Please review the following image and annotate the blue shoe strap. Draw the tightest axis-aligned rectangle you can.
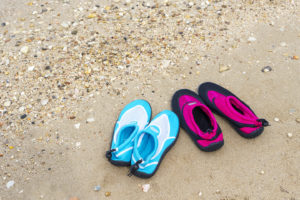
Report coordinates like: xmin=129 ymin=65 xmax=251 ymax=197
xmin=134 ymin=125 xmax=159 ymax=163
xmin=114 ymin=122 xmax=139 ymax=153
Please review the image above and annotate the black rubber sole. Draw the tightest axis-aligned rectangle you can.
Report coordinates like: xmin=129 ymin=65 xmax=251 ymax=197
xmin=130 ymin=128 xmax=180 ymax=179
xmin=198 ymin=82 xmax=265 ymax=139
xmin=195 ymin=139 xmax=224 ymax=152
xmin=110 ymin=160 xmax=131 ymax=166
xmin=231 ymin=124 xmax=264 ymax=139
xmin=171 ymin=89 xmax=224 ymax=152
xmin=106 ymin=100 xmax=152 ymax=167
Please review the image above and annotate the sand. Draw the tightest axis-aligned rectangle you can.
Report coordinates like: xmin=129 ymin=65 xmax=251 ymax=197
xmin=0 ymin=0 xmax=299 ymax=199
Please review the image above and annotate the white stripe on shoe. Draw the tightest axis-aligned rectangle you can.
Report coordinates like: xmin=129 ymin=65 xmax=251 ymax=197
xmin=115 ymin=147 xmax=133 ymax=157
xmin=139 ymin=162 xmax=158 ymax=169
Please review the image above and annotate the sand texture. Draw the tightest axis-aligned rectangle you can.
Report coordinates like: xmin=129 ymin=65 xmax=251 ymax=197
xmin=0 ymin=0 xmax=299 ymax=199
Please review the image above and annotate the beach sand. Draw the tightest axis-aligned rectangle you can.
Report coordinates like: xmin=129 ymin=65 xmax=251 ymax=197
xmin=0 ymin=0 xmax=299 ymax=199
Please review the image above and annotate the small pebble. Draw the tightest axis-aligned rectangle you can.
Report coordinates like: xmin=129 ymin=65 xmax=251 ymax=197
xmin=287 ymin=133 xmax=293 ymax=138
xmin=117 ymin=65 xmax=125 ymax=70
xmin=4 ymin=100 xmax=11 ymax=107
xmin=74 ymin=123 xmax=80 ymax=129
xmin=105 ymin=192 xmax=111 ymax=197
xmin=75 ymin=142 xmax=81 ymax=148
xmin=20 ymin=46 xmax=29 ymax=54
xmin=61 ymin=22 xmax=69 ymax=28
xmin=219 ymin=65 xmax=230 ymax=73
xmin=71 ymin=30 xmax=78 ymax=35
xmin=86 ymin=117 xmax=95 ymax=123
xmin=289 ymin=108 xmax=296 ymax=114
xmin=280 ymin=42 xmax=287 ymax=47
xmin=87 ymin=13 xmax=97 ymax=19
xmin=198 ymin=191 xmax=202 ymax=196
xmin=248 ymin=36 xmax=256 ymax=42
xmin=260 ymin=170 xmax=265 ymax=175
xmin=6 ymin=180 xmax=15 ymax=189
xmin=162 ymin=60 xmax=171 ymax=68
xmin=274 ymin=117 xmax=279 ymax=122
xmin=45 ymin=66 xmax=51 ymax=70
xmin=142 ymin=184 xmax=150 ymax=192
xmin=261 ymin=66 xmax=272 ymax=73
xmin=28 ymin=66 xmax=35 ymax=71
xmin=296 ymin=118 xmax=300 ymax=123
xmin=41 ymin=99 xmax=48 ymax=106
xmin=1 ymin=22 xmax=6 ymax=27
xmin=94 ymin=185 xmax=101 ymax=191
xmin=20 ymin=114 xmax=27 ymax=119
xmin=19 ymin=106 xmax=25 ymax=112
xmin=188 ymin=2 xmax=194 ymax=6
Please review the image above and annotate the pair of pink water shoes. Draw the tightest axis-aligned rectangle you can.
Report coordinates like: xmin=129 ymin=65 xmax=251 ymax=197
xmin=172 ymin=82 xmax=269 ymax=152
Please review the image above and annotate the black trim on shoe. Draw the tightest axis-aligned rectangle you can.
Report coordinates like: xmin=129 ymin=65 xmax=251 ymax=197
xmin=110 ymin=159 xmax=132 ymax=166
xmin=171 ymin=89 xmax=224 ymax=152
xmin=188 ymin=125 xmax=224 ymax=152
xmin=105 ymin=147 xmax=131 ymax=166
xmin=105 ymin=149 xmax=116 ymax=159
xmin=257 ymin=118 xmax=270 ymax=127
xmin=230 ymin=125 xmax=264 ymax=139
xmin=128 ymin=159 xmax=143 ymax=177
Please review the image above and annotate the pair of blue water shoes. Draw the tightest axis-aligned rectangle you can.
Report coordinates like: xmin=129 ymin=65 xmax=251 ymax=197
xmin=105 ymin=100 xmax=179 ymax=178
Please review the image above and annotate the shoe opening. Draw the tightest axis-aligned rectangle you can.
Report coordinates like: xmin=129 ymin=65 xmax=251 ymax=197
xmin=229 ymin=98 xmax=253 ymax=118
xmin=117 ymin=126 xmax=136 ymax=146
xmin=137 ymin=133 xmax=155 ymax=161
xmin=231 ymin=102 xmax=244 ymax=115
xmin=192 ymin=107 xmax=213 ymax=132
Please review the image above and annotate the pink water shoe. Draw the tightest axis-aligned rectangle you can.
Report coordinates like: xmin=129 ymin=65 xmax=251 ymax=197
xmin=172 ymin=89 xmax=224 ymax=152
xmin=198 ymin=82 xmax=269 ymax=138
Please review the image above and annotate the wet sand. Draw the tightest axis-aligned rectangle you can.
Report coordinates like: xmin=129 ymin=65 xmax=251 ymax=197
xmin=0 ymin=0 xmax=299 ymax=199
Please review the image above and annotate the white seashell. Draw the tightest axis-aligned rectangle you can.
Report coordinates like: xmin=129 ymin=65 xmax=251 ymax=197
xmin=86 ymin=117 xmax=95 ymax=123
xmin=41 ymin=99 xmax=48 ymax=106
xmin=74 ymin=123 xmax=80 ymax=129
xmin=142 ymin=184 xmax=150 ymax=192
xmin=248 ymin=36 xmax=256 ymax=42
xmin=4 ymin=101 xmax=11 ymax=107
xmin=6 ymin=180 xmax=15 ymax=189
